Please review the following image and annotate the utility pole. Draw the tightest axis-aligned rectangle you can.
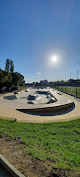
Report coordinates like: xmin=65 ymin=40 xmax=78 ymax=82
xmin=70 ymin=73 xmax=71 ymax=79
xmin=65 ymin=74 xmax=66 ymax=81
xmin=77 ymin=69 xmax=78 ymax=80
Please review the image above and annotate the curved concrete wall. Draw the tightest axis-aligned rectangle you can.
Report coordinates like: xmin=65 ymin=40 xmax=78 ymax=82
xmin=17 ymin=101 xmax=74 ymax=112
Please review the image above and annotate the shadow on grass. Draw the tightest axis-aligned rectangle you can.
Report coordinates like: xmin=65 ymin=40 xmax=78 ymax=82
xmin=18 ymin=103 xmax=75 ymax=116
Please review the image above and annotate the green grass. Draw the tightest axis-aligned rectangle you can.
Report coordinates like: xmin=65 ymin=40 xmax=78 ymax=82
xmin=58 ymin=86 xmax=80 ymax=97
xmin=0 ymin=119 xmax=80 ymax=171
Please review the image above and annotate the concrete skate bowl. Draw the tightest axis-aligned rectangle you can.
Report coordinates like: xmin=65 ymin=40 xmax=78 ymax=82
xmin=17 ymin=90 xmax=74 ymax=116
xmin=2 ymin=89 xmax=75 ymax=116
xmin=3 ymin=90 xmax=57 ymax=104
xmin=27 ymin=90 xmax=57 ymax=104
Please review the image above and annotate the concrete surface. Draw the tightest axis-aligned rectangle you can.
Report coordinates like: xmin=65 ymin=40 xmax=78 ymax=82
xmin=0 ymin=88 xmax=80 ymax=123
xmin=1 ymin=88 xmax=73 ymax=110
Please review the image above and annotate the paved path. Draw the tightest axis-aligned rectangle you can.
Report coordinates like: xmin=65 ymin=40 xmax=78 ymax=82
xmin=0 ymin=91 xmax=80 ymax=123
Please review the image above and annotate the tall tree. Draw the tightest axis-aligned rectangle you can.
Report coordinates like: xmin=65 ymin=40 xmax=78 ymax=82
xmin=0 ymin=68 xmax=12 ymax=91
xmin=5 ymin=59 xmax=10 ymax=72
xmin=10 ymin=60 xmax=14 ymax=73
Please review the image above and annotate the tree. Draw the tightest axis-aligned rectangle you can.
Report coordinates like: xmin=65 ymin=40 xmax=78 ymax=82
xmin=0 ymin=68 xmax=12 ymax=91
xmin=5 ymin=59 xmax=14 ymax=73
xmin=5 ymin=59 xmax=10 ymax=72
xmin=11 ymin=72 xmax=25 ymax=89
xmin=10 ymin=60 xmax=14 ymax=73
xmin=0 ymin=59 xmax=26 ymax=92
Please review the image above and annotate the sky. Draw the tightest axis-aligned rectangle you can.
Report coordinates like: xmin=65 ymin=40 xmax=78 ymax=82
xmin=0 ymin=0 xmax=80 ymax=83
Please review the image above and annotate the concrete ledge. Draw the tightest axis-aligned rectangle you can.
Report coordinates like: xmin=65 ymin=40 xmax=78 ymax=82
xmin=0 ymin=154 xmax=25 ymax=177
xmin=17 ymin=101 xmax=74 ymax=112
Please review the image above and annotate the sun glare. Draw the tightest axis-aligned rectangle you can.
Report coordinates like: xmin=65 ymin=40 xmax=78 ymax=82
xmin=52 ymin=56 xmax=58 ymax=63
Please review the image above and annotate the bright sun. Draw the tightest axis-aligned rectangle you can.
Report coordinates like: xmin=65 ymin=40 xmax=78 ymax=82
xmin=52 ymin=56 xmax=58 ymax=63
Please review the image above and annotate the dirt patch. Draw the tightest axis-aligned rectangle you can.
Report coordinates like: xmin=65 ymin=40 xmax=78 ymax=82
xmin=0 ymin=133 xmax=79 ymax=177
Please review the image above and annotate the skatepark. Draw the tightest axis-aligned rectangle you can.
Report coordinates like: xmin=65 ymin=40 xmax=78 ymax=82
xmin=0 ymin=88 xmax=80 ymax=123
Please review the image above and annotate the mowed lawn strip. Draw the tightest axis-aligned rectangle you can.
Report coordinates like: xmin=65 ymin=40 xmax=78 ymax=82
xmin=0 ymin=119 xmax=80 ymax=171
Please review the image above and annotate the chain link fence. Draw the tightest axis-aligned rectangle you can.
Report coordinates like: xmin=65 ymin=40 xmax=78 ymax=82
xmin=57 ymin=86 xmax=80 ymax=98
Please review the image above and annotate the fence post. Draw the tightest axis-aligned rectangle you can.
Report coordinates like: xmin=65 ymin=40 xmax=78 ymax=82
xmin=65 ymin=86 xmax=66 ymax=93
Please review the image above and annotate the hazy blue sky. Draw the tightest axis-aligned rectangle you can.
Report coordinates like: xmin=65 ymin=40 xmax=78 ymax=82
xmin=0 ymin=0 xmax=80 ymax=82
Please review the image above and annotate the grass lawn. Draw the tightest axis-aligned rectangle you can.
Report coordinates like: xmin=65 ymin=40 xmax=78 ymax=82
xmin=0 ymin=119 xmax=80 ymax=172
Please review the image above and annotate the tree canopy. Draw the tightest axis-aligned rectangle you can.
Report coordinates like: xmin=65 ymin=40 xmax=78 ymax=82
xmin=0 ymin=68 xmax=12 ymax=91
xmin=0 ymin=59 xmax=25 ymax=92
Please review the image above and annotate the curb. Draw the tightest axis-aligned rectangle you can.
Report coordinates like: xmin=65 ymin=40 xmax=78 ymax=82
xmin=0 ymin=154 xmax=25 ymax=177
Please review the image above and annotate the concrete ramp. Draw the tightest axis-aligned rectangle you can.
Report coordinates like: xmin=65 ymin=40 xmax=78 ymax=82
xmin=47 ymin=97 xmax=57 ymax=104
xmin=3 ymin=95 xmax=18 ymax=100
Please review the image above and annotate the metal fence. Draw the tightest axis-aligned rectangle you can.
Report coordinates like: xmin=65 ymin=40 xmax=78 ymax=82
xmin=56 ymin=86 xmax=80 ymax=98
